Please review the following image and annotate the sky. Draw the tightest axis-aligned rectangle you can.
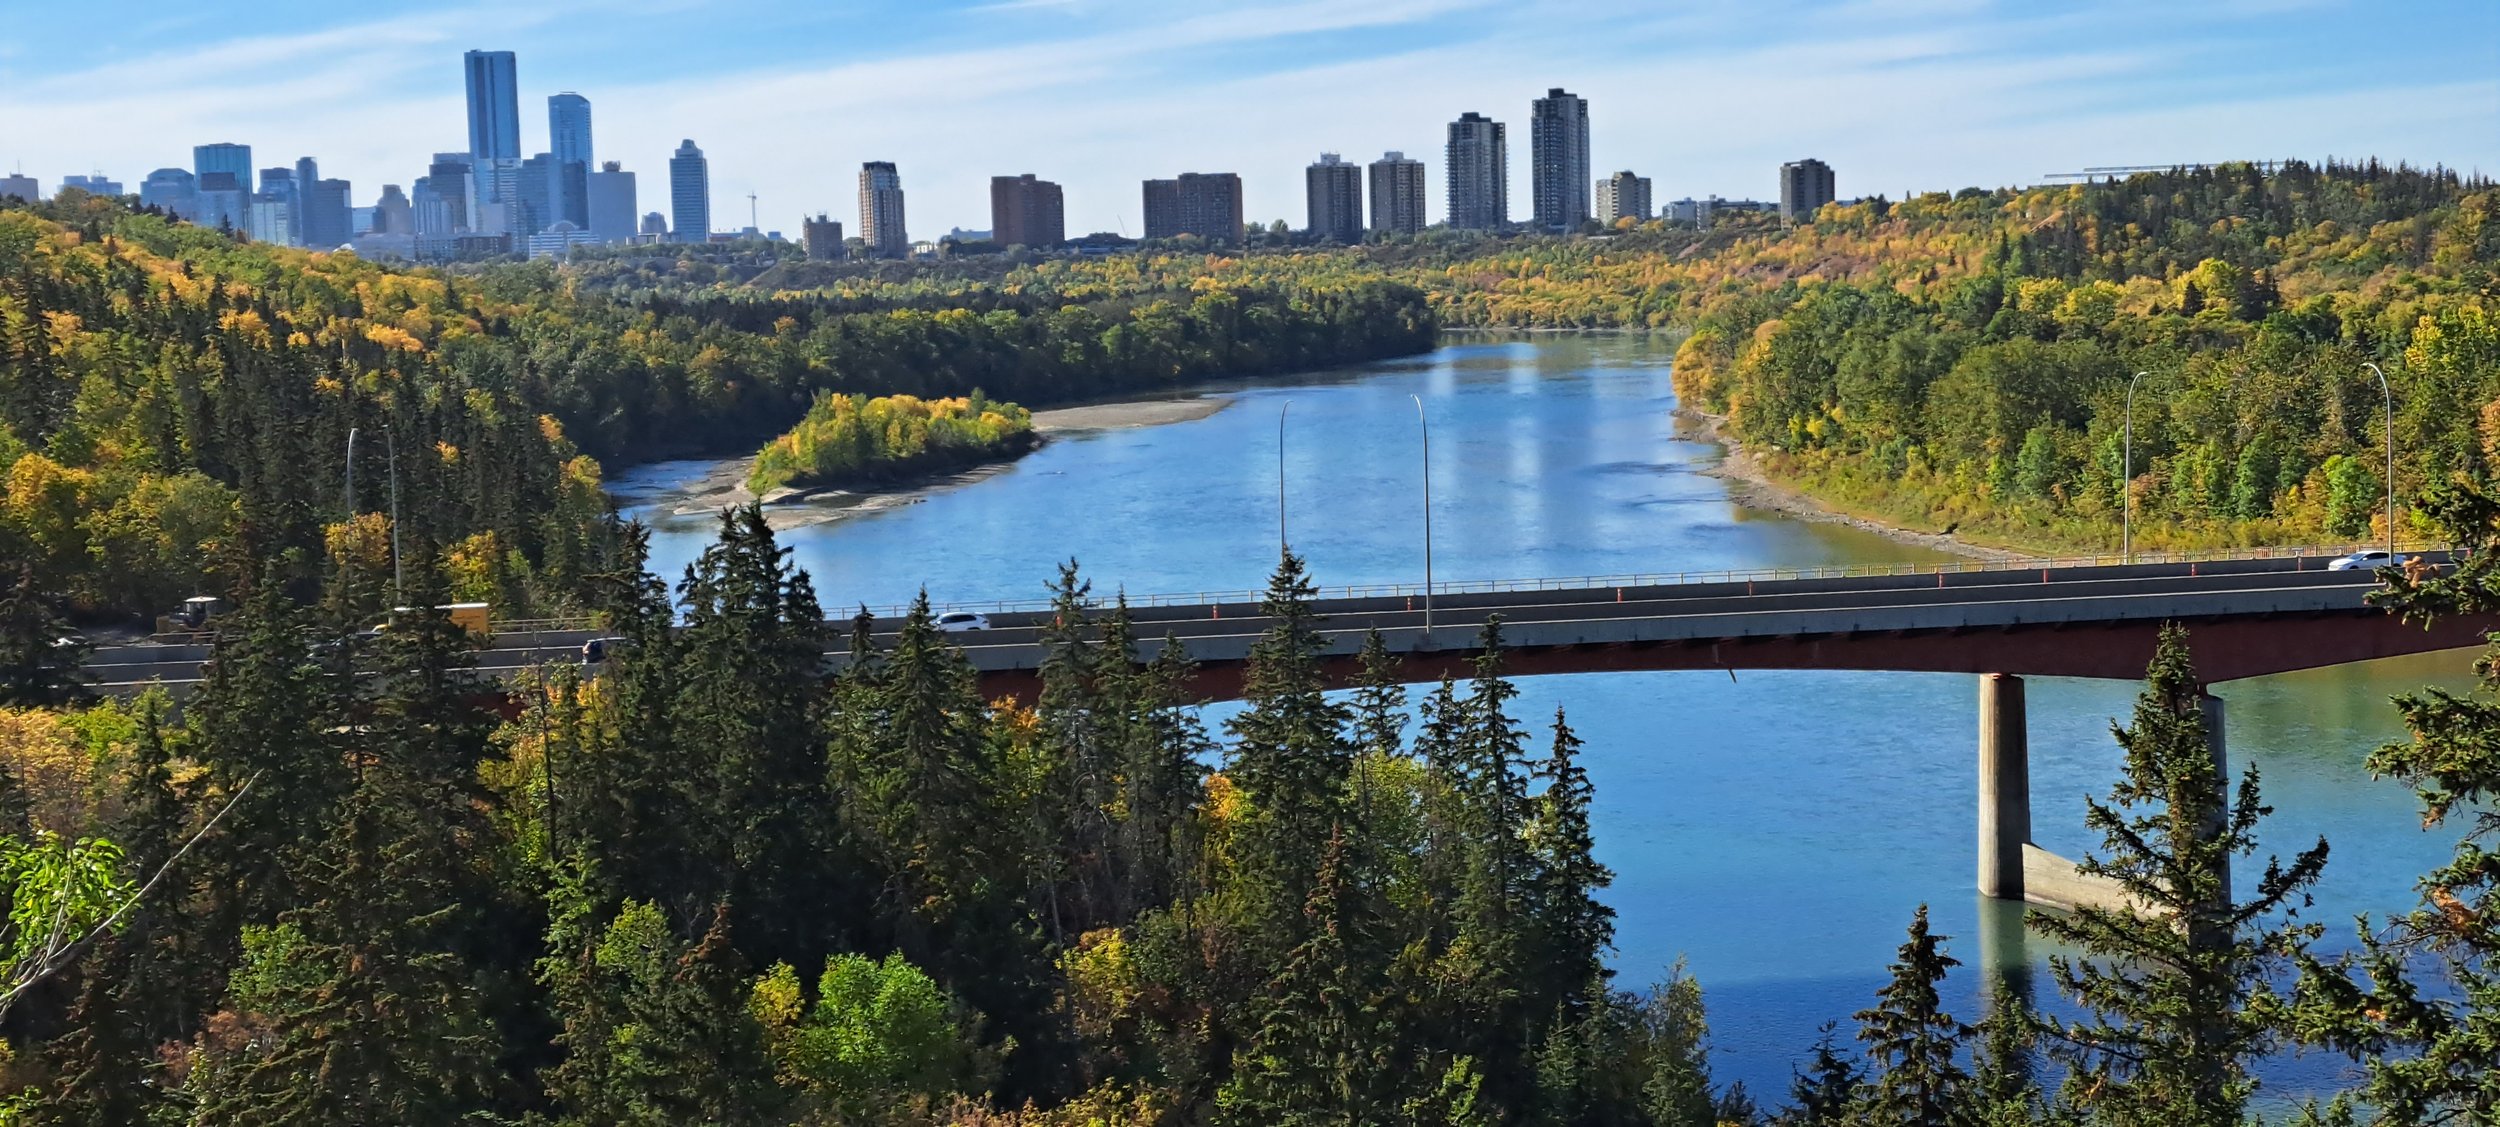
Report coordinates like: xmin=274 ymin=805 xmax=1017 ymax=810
xmin=2 ymin=0 xmax=2494 ymax=238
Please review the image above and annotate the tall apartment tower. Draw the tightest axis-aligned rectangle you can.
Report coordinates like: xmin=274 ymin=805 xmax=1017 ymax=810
xmin=1530 ymin=88 xmax=1590 ymax=232
xmin=1304 ymin=154 xmax=1364 ymax=243
xmin=1595 ymin=170 xmax=1651 ymax=225
xmin=668 ymin=140 xmax=709 ymax=243
xmin=803 ymin=214 xmax=846 ymax=260
xmin=1444 ymin=113 xmax=1507 ymax=231
xmin=1779 ymin=158 xmax=1836 ymax=223
xmin=586 ymin=162 xmax=637 ymax=243
xmin=989 ymin=174 xmax=1064 ymax=249
xmin=1141 ymin=172 xmax=1244 ymax=244
xmin=859 ymin=161 xmax=907 ymax=257
xmin=464 ymin=51 xmax=521 ymax=162
xmin=1367 ymin=151 xmax=1426 ymax=235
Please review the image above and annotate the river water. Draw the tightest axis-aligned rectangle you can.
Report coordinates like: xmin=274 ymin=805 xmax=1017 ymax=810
xmin=608 ymin=335 xmax=2472 ymax=1099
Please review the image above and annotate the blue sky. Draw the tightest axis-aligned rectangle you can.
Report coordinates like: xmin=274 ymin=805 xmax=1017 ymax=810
xmin=2 ymin=0 xmax=2493 ymax=237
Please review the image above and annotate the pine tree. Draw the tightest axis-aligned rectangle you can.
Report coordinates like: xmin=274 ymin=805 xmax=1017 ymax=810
xmin=1785 ymin=1023 xmax=1863 ymax=1126
xmin=2290 ymin=480 xmax=2500 ymax=1124
xmin=1215 ymin=828 xmax=1380 ymax=1127
xmin=1968 ymin=982 xmax=2051 ymax=1127
xmin=1852 ymin=906 xmax=1971 ymax=1127
xmin=1350 ymin=629 xmax=1408 ymax=761
xmin=542 ymin=887 xmax=782 ymax=1126
xmin=1035 ymin=561 xmax=1119 ymax=935
xmin=1529 ymin=707 xmax=1613 ymax=1008
xmin=1638 ymin=969 xmax=1720 ymax=1127
xmin=1223 ymin=550 xmax=1354 ymax=934
xmin=0 ymin=564 xmax=86 ymax=707
xmin=2032 ymin=623 xmax=2329 ymax=1126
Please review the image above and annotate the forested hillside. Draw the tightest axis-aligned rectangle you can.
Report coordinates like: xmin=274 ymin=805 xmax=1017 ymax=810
xmin=0 ymin=195 xmax=1436 ymax=620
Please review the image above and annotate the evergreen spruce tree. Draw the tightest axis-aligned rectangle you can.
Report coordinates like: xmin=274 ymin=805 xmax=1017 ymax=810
xmin=1351 ymin=629 xmax=1408 ymax=761
xmin=1223 ymin=550 xmax=1354 ymax=935
xmin=1035 ymin=561 xmax=1119 ymax=935
xmin=2033 ymin=623 xmax=2328 ymax=1126
xmin=1216 ymin=828 xmax=1380 ymax=1126
xmin=1785 ymin=1023 xmax=1863 ymax=1126
xmin=2290 ymin=480 xmax=2500 ymax=1124
xmin=668 ymin=505 xmax=836 ymax=971
xmin=1968 ymin=982 xmax=2053 ymax=1127
xmin=1851 ymin=906 xmax=1971 ymax=1127
xmin=32 ymin=938 xmax=156 ymax=1127
xmin=0 ymin=564 xmax=86 ymax=707
xmin=1529 ymin=707 xmax=1614 ymax=1009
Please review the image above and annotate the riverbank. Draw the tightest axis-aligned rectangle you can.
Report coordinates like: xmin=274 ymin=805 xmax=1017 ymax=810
xmin=623 ymin=395 xmax=1235 ymax=531
xmin=1674 ymin=408 xmax=2032 ymax=563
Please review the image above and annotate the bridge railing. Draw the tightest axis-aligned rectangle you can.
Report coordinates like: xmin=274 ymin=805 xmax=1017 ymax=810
xmin=810 ymin=540 xmax=2445 ymax=622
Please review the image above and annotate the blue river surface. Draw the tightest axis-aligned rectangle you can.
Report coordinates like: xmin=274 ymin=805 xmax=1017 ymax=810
xmin=608 ymin=334 xmax=2474 ymax=1103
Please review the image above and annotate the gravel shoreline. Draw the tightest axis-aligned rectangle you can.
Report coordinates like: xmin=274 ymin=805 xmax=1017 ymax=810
xmin=1673 ymin=408 xmax=2031 ymax=563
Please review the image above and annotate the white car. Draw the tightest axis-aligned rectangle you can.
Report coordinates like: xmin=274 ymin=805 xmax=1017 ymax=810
xmin=935 ymin=611 xmax=992 ymax=633
xmin=2327 ymin=549 xmax=2407 ymax=572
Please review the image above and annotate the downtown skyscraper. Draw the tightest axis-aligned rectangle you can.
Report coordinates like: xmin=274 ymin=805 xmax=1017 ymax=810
xmin=669 ymin=140 xmax=709 ymax=242
xmin=464 ymin=51 xmax=521 ymax=162
xmin=549 ymin=93 xmax=593 ymax=228
xmin=1530 ymin=88 xmax=1590 ymax=232
xmin=1445 ymin=113 xmax=1507 ymax=231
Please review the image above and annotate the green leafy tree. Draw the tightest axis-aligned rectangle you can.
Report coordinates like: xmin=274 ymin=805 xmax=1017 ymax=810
xmin=753 ymin=949 xmax=978 ymax=1123
xmin=2032 ymin=624 xmax=2329 ymax=1126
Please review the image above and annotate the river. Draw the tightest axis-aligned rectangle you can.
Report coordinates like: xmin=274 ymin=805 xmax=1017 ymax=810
xmin=607 ymin=334 xmax=2472 ymax=1100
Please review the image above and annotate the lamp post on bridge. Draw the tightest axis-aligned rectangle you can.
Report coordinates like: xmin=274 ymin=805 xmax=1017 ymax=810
xmin=2363 ymin=362 xmax=2396 ymax=561
xmin=2122 ymin=370 xmax=2148 ymax=562
xmin=1413 ymin=394 xmax=1434 ymax=634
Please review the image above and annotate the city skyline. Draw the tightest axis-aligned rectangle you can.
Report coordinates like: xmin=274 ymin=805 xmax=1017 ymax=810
xmin=2 ymin=1 xmax=2493 ymax=238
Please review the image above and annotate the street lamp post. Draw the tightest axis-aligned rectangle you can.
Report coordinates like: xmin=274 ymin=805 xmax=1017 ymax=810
xmin=2123 ymin=371 xmax=2147 ymax=562
xmin=2364 ymin=362 xmax=2395 ymax=559
xmin=344 ymin=427 xmax=359 ymax=520
xmin=1412 ymin=394 xmax=1434 ymax=634
xmin=385 ymin=428 xmax=403 ymax=597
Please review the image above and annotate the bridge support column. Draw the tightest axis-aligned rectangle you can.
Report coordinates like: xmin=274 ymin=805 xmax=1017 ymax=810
xmin=2202 ymin=693 xmax=2230 ymax=906
xmin=1978 ymin=673 xmax=2031 ymax=901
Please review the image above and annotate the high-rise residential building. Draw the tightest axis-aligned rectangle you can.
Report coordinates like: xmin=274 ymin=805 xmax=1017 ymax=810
xmin=1305 ymin=154 xmax=1364 ymax=243
xmin=0 ymin=173 xmax=38 ymax=202
xmin=373 ymin=185 xmax=413 ymax=234
xmin=60 ymin=174 xmax=122 ymax=197
xmin=464 ymin=50 xmax=521 ymax=162
xmin=1530 ymin=88 xmax=1591 ymax=232
xmin=988 ymin=174 xmax=1064 ymax=249
xmin=194 ymin=172 xmax=247 ymax=232
xmin=1141 ymin=172 xmax=1243 ymax=244
xmin=1367 ymin=151 xmax=1425 ymax=235
xmin=586 ymin=162 xmax=637 ymax=243
xmin=193 ymin=143 xmax=251 ymax=191
xmin=1445 ymin=112 xmax=1507 ymax=230
xmin=859 ymin=161 xmax=907 ymax=258
xmin=1595 ymin=170 xmax=1651 ymax=225
xmin=140 ymin=168 xmax=197 ymax=219
xmin=803 ymin=214 xmax=845 ymax=260
xmin=668 ymin=140 xmax=709 ymax=243
xmin=1779 ymin=158 xmax=1836 ymax=223
xmin=302 ymin=178 xmax=352 ymax=247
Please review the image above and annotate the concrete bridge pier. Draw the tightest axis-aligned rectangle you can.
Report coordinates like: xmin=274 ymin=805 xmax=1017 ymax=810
xmin=1977 ymin=674 xmax=2032 ymax=901
xmin=1976 ymin=670 xmax=2234 ymax=912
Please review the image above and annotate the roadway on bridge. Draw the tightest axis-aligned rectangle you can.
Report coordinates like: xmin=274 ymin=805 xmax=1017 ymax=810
xmin=82 ymin=554 xmax=2417 ymax=695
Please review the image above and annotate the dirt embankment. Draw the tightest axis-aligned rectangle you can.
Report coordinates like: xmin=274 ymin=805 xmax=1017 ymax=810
xmin=1674 ymin=408 xmax=2031 ymax=562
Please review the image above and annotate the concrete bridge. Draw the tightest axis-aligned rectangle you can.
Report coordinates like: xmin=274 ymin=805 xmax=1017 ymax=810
xmin=83 ymin=549 xmax=2486 ymax=912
